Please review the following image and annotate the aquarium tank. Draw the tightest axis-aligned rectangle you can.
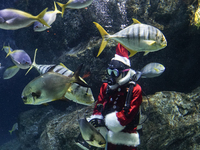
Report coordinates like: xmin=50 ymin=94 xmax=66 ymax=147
xmin=0 ymin=0 xmax=199 ymax=150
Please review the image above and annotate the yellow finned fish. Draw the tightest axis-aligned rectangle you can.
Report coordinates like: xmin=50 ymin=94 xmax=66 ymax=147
xmin=93 ymin=18 xmax=167 ymax=57
xmin=22 ymin=65 xmax=90 ymax=105
xmin=0 ymin=8 xmax=50 ymax=30
xmin=4 ymin=46 xmax=32 ymax=69
xmin=57 ymin=0 xmax=93 ymax=17
xmin=34 ymin=2 xmax=62 ymax=32
xmin=140 ymin=62 xmax=165 ymax=78
xmin=9 ymin=123 xmax=18 ymax=135
xmin=25 ymin=49 xmax=94 ymax=105
xmin=194 ymin=6 xmax=200 ymax=29
xmin=78 ymin=117 xmax=106 ymax=148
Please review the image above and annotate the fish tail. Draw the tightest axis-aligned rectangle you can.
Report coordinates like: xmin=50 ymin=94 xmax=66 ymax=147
xmin=35 ymin=8 xmax=51 ymax=28
xmin=93 ymin=22 xmax=109 ymax=57
xmin=56 ymin=2 xmax=66 ymax=17
xmin=5 ymin=47 xmax=12 ymax=58
xmin=54 ymin=1 xmax=62 ymax=14
xmin=25 ymin=48 xmax=38 ymax=75
xmin=73 ymin=64 xmax=90 ymax=87
xmin=9 ymin=130 xmax=12 ymax=135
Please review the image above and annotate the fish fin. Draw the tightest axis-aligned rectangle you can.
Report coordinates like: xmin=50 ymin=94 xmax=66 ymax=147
xmin=93 ymin=22 xmax=109 ymax=57
xmin=3 ymin=66 xmax=20 ymax=79
xmin=132 ymin=18 xmax=141 ymax=24
xmin=154 ymin=68 xmax=159 ymax=72
xmin=129 ymin=50 xmax=137 ymax=57
xmin=25 ymin=48 xmax=38 ymax=75
xmin=5 ymin=47 xmax=13 ymax=58
xmin=8 ymin=130 xmax=12 ymax=135
xmin=144 ymin=40 xmax=156 ymax=46
xmin=35 ymin=8 xmax=51 ymax=28
xmin=5 ymin=18 xmax=17 ymax=24
xmin=143 ymin=51 xmax=149 ymax=56
xmin=73 ymin=64 xmax=90 ymax=87
xmin=59 ymin=63 xmax=70 ymax=70
xmin=56 ymin=2 xmax=66 ymax=17
xmin=54 ymin=1 xmax=62 ymax=14
xmin=2 ymin=45 xmax=12 ymax=53
xmin=135 ymin=71 xmax=142 ymax=81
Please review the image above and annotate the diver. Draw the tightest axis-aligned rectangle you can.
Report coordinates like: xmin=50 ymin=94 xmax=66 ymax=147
xmin=77 ymin=43 xmax=143 ymax=150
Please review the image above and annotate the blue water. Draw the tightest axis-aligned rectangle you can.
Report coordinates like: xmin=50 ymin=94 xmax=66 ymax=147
xmin=0 ymin=0 xmax=200 ymax=147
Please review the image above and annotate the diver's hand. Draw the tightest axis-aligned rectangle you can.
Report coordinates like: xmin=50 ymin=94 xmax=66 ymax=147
xmin=89 ymin=118 xmax=105 ymax=128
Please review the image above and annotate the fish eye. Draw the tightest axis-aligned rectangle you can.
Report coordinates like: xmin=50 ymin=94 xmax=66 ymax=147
xmin=22 ymin=96 xmax=27 ymax=101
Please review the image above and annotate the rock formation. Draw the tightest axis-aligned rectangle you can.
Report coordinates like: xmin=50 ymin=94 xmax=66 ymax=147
xmin=0 ymin=87 xmax=199 ymax=150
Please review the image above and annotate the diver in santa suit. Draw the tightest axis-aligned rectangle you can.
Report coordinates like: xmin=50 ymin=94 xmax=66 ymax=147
xmin=88 ymin=43 xmax=143 ymax=150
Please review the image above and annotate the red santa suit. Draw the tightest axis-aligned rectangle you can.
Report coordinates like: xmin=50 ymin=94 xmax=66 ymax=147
xmin=88 ymin=43 xmax=142 ymax=150
xmin=91 ymin=82 xmax=142 ymax=150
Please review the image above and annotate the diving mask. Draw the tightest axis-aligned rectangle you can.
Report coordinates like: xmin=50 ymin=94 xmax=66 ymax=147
xmin=107 ymin=68 xmax=130 ymax=77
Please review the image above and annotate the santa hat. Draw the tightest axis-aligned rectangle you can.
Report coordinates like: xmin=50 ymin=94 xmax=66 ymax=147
xmin=111 ymin=43 xmax=131 ymax=67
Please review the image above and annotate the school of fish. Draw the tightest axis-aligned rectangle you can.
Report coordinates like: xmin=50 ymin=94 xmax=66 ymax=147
xmin=0 ymin=0 xmax=169 ymax=145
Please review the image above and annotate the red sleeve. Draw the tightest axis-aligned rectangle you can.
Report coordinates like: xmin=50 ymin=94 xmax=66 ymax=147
xmin=116 ymin=84 xmax=142 ymax=126
xmin=93 ymin=83 xmax=108 ymax=115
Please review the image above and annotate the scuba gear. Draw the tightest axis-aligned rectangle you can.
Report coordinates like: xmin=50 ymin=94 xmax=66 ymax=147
xmin=106 ymin=69 xmax=136 ymax=90
xmin=107 ymin=68 xmax=130 ymax=77
xmin=107 ymin=68 xmax=120 ymax=77
xmin=124 ymin=81 xmax=136 ymax=116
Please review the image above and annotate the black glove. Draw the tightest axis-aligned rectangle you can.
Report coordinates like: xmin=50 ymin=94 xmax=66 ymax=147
xmin=89 ymin=118 xmax=105 ymax=128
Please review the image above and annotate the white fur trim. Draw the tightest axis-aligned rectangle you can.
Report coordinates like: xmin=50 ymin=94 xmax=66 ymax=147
xmin=105 ymin=111 xmax=125 ymax=133
xmin=86 ymin=114 xmax=103 ymax=122
xmin=111 ymin=54 xmax=131 ymax=67
xmin=107 ymin=130 xmax=140 ymax=147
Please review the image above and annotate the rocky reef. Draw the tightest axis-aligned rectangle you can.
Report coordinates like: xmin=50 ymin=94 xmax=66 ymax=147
xmin=0 ymin=87 xmax=199 ymax=150
xmin=1 ymin=0 xmax=200 ymax=149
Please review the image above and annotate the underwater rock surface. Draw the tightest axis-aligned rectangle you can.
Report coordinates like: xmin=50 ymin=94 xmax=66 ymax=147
xmin=17 ymin=106 xmax=61 ymax=150
xmin=1 ymin=88 xmax=199 ymax=150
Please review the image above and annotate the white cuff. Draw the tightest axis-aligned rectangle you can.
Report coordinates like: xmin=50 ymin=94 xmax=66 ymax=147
xmin=86 ymin=114 xmax=103 ymax=122
xmin=105 ymin=111 xmax=125 ymax=133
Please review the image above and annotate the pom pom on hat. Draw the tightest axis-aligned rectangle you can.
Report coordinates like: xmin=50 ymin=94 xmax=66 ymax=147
xmin=111 ymin=43 xmax=131 ymax=67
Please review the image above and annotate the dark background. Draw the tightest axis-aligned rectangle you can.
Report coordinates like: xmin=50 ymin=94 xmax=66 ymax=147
xmin=0 ymin=0 xmax=200 ymax=145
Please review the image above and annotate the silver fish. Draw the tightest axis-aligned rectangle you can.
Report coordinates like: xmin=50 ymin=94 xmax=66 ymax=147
xmin=9 ymin=122 xmax=18 ymax=135
xmin=78 ymin=117 xmax=106 ymax=148
xmin=57 ymin=0 xmax=93 ymax=17
xmin=21 ymin=65 xmax=89 ymax=105
xmin=136 ymin=62 xmax=165 ymax=79
xmin=0 ymin=8 xmax=50 ymax=30
xmin=94 ymin=18 xmax=167 ymax=57
xmin=4 ymin=46 xmax=31 ymax=69
xmin=25 ymin=49 xmax=94 ymax=105
xmin=34 ymin=2 xmax=62 ymax=32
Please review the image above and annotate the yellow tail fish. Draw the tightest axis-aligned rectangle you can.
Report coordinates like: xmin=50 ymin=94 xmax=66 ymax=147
xmin=0 ymin=8 xmax=50 ymax=30
xmin=94 ymin=18 xmax=167 ymax=57
xmin=57 ymin=0 xmax=93 ymax=17
xmin=22 ymin=64 xmax=90 ymax=105
xmin=34 ymin=2 xmax=62 ymax=32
